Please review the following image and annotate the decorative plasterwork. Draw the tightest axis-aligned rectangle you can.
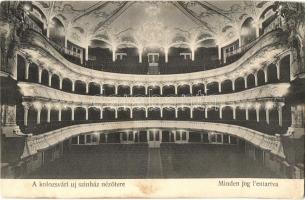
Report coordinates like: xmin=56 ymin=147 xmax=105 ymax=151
xmin=19 ymin=82 xmax=289 ymax=109
xmin=19 ymin=29 xmax=289 ymax=85
xmin=21 ymin=120 xmax=285 ymax=159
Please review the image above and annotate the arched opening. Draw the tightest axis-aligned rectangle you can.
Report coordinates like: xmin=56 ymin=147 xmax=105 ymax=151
xmin=241 ymin=17 xmax=257 ymax=46
xmin=88 ymin=107 xmax=100 ymax=122
xmin=259 ymin=5 xmax=278 ymax=36
xmin=258 ymin=107 xmax=268 ymax=133
xmin=269 ymin=108 xmax=280 ymax=132
xmin=41 ymin=69 xmax=49 ymax=86
xmin=267 ymin=64 xmax=278 ymax=83
xmin=207 ymin=107 xmax=219 ymax=121
xmin=27 ymin=4 xmax=47 ymax=34
xmin=163 ymin=85 xmax=175 ymax=96
xmin=75 ymin=80 xmax=86 ymax=95
xmin=133 ymin=86 xmax=145 ymax=96
xmin=222 ymin=106 xmax=233 ymax=123
xmin=74 ymin=107 xmax=86 ymax=123
xmin=88 ymin=82 xmax=100 ymax=95
xmin=49 ymin=108 xmax=60 ymax=130
xmin=247 ymin=74 xmax=255 ymax=89
xmin=27 ymin=106 xmax=37 ymax=132
xmin=118 ymin=85 xmax=130 ymax=96
xmin=235 ymin=77 xmax=245 ymax=91
xmin=248 ymin=108 xmax=257 ymax=129
xmin=62 ymin=107 xmax=72 ymax=125
xmin=133 ymin=108 xmax=145 ymax=119
xmin=117 ymin=107 xmax=130 ymax=120
xmin=103 ymin=107 xmax=115 ymax=120
xmin=104 ymin=84 xmax=115 ymax=96
xmin=62 ymin=78 xmax=72 ymax=92
xmin=163 ymin=107 xmax=175 ymax=119
xmin=221 ymin=80 xmax=233 ymax=93
xmin=147 ymin=107 xmax=161 ymax=120
xmin=28 ymin=63 xmax=38 ymax=83
xmin=193 ymin=107 xmax=204 ymax=120
xmin=193 ymin=83 xmax=204 ymax=96
xmin=17 ymin=55 xmax=26 ymax=81
xmin=148 ymin=86 xmax=160 ymax=96
xmin=279 ymin=55 xmax=290 ymax=82
xmin=178 ymin=85 xmax=190 ymax=96
xmin=40 ymin=106 xmax=48 ymax=124
xmin=49 ymin=17 xmax=65 ymax=47
xmin=178 ymin=107 xmax=190 ymax=120
xmin=51 ymin=74 xmax=60 ymax=89
xmin=207 ymin=82 xmax=219 ymax=95
xmin=257 ymin=69 xmax=265 ymax=86
xmin=236 ymin=107 xmax=246 ymax=122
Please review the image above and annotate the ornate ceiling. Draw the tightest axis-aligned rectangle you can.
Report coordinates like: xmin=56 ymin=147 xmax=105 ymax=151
xmin=32 ymin=1 xmax=274 ymax=49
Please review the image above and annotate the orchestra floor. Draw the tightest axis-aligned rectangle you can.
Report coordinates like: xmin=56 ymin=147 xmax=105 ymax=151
xmin=26 ymin=143 xmax=277 ymax=179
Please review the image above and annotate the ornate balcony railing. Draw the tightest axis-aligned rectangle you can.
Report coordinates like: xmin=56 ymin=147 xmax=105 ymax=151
xmin=19 ymin=82 xmax=289 ymax=108
xmin=21 ymin=120 xmax=285 ymax=159
xmin=18 ymin=29 xmax=287 ymax=86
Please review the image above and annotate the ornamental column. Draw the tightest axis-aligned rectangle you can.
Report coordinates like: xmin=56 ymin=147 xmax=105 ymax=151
xmin=48 ymin=73 xmax=52 ymax=87
xmin=115 ymin=108 xmax=118 ymax=119
xmin=100 ymin=107 xmax=103 ymax=119
xmin=278 ymin=103 xmax=284 ymax=127
xmin=100 ymin=84 xmax=104 ymax=95
xmin=145 ymin=85 xmax=148 ymax=95
xmin=276 ymin=61 xmax=280 ymax=80
xmin=256 ymin=106 xmax=260 ymax=122
xmin=266 ymin=108 xmax=270 ymax=124
xmin=85 ymin=82 xmax=89 ymax=94
xmin=114 ymin=84 xmax=118 ymax=95
xmin=47 ymin=106 xmax=51 ymax=123
xmin=160 ymin=108 xmax=163 ymax=118
xmin=245 ymin=107 xmax=249 ymax=120
xmin=175 ymin=108 xmax=178 ymax=118
xmin=205 ymin=107 xmax=208 ymax=119
xmin=204 ymin=83 xmax=208 ymax=95
xmin=36 ymin=106 xmax=41 ymax=124
xmin=190 ymin=83 xmax=193 ymax=95
xmin=254 ymin=72 xmax=258 ymax=86
xmin=38 ymin=68 xmax=42 ymax=83
xmin=174 ymin=84 xmax=178 ymax=95
xmin=145 ymin=108 xmax=148 ymax=118
xmin=85 ymin=107 xmax=88 ymax=120
xmin=218 ymin=81 xmax=222 ymax=93
xmin=130 ymin=85 xmax=133 ymax=96
xmin=244 ymin=77 xmax=248 ymax=89
xmin=233 ymin=106 xmax=236 ymax=120
xmin=59 ymin=77 xmax=63 ymax=90
xmin=232 ymin=80 xmax=236 ymax=91
xmin=72 ymin=81 xmax=75 ymax=92
xmin=130 ymin=108 xmax=133 ymax=119
xmin=263 ymin=67 xmax=268 ymax=83
xmin=190 ymin=107 xmax=193 ymax=119
xmin=25 ymin=60 xmax=30 ymax=80
xmin=23 ymin=103 xmax=29 ymax=126
xmin=58 ymin=108 xmax=62 ymax=122
xmin=160 ymin=85 xmax=163 ymax=96
xmin=219 ymin=106 xmax=223 ymax=119
xmin=71 ymin=107 xmax=75 ymax=121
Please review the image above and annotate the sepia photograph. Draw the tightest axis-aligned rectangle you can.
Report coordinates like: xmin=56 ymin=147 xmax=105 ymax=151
xmin=0 ymin=0 xmax=304 ymax=198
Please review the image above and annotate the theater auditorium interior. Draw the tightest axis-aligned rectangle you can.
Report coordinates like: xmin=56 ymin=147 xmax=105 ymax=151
xmin=0 ymin=1 xmax=304 ymax=179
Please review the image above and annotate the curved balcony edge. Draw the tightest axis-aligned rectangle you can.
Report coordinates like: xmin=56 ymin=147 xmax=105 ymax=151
xmin=18 ymin=29 xmax=289 ymax=84
xmin=21 ymin=120 xmax=285 ymax=159
xmin=18 ymin=82 xmax=289 ymax=106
